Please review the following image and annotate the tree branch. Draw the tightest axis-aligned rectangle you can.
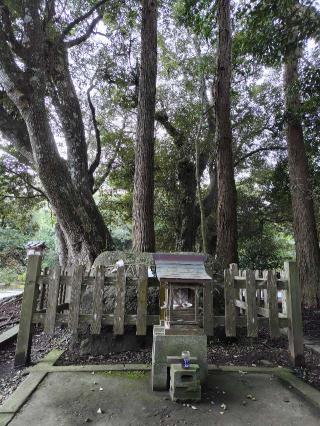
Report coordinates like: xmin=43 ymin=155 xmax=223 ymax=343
xmin=44 ymin=0 xmax=56 ymax=23
xmin=155 ymin=111 xmax=184 ymax=148
xmin=234 ymin=145 xmax=287 ymax=167
xmin=2 ymin=163 xmax=48 ymax=200
xmin=0 ymin=92 xmax=34 ymax=167
xmin=65 ymin=14 xmax=102 ymax=47
xmin=62 ymin=0 xmax=107 ymax=36
xmin=0 ymin=24 xmax=27 ymax=93
xmin=1 ymin=194 xmax=43 ymax=200
xmin=93 ymin=140 xmax=122 ymax=193
xmin=0 ymin=2 xmax=27 ymax=59
xmin=87 ymin=86 xmax=101 ymax=176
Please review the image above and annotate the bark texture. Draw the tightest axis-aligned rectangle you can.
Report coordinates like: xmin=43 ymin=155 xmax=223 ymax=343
xmin=0 ymin=1 xmax=112 ymax=265
xmin=215 ymin=0 xmax=238 ymax=269
xmin=284 ymin=53 xmax=320 ymax=306
xmin=132 ymin=0 xmax=157 ymax=252
xmin=177 ymin=159 xmax=197 ymax=251
xmin=155 ymin=112 xmax=198 ymax=252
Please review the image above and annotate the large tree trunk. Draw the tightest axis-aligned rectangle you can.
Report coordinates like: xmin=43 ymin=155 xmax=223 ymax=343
xmin=55 ymin=222 xmax=69 ymax=269
xmin=132 ymin=0 xmax=157 ymax=252
xmin=155 ymin=112 xmax=198 ymax=251
xmin=215 ymin=0 xmax=238 ymax=269
xmin=22 ymin=97 xmax=108 ymax=265
xmin=197 ymin=166 xmax=218 ymax=255
xmin=176 ymin=160 xmax=197 ymax=251
xmin=284 ymin=53 xmax=320 ymax=306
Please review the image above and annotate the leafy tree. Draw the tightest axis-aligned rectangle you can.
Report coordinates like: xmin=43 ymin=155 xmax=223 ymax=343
xmin=0 ymin=0 xmax=113 ymax=267
xmin=237 ymin=0 xmax=320 ymax=305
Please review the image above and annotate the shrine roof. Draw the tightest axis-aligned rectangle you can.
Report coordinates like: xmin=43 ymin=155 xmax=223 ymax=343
xmin=153 ymin=253 xmax=212 ymax=283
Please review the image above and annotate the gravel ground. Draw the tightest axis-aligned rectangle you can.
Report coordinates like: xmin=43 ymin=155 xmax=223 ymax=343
xmin=1 ymin=295 xmax=320 ymax=407
xmin=0 ymin=294 xmax=22 ymax=334
xmin=303 ymin=308 xmax=320 ymax=339
xmin=0 ymin=326 xmax=70 ymax=405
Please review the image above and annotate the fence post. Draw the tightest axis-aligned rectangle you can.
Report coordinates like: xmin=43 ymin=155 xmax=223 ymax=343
xmin=224 ymin=264 xmax=237 ymax=337
xmin=203 ymin=280 xmax=214 ymax=336
xmin=246 ymin=269 xmax=258 ymax=337
xmin=44 ymin=264 xmax=61 ymax=334
xmin=68 ymin=265 xmax=84 ymax=338
xmin=113 ymin=262 xmax=126 ymax=335
xmin=284 ymin=261 xmax=304 ymax=367
xmin=267 ymin=270 xmax=280 ymax=339
xmin=280 ymin=270 xmax=288 ymax=315
xmin=91 ymin=265 xmax=105 ymax=335
xmin=15 ymin=255 xmax=42 ymax=367
xmin=136 ymin=264 xmax=148 ymax=336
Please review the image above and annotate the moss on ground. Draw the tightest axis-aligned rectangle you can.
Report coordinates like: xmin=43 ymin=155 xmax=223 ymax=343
xmin=97 ymin=370 xmax=148 ymax=380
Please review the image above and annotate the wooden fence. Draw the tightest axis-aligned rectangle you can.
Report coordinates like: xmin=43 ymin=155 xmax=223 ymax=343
xmin=14 ymin=256 xmax=304 ymax=368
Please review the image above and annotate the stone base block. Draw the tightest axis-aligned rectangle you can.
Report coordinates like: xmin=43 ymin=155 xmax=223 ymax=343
xmin=169 ymin=386 xmax=201 ymax=402
xmin=170 ymin=364 xmax=200 ymax=388
xmin=151 ymin=326 xmax=207 ymax=390
xmin=169 ymin=363 xmax=201 ymax=401
xmin=151 ymin=363 xmax=168 ymax=391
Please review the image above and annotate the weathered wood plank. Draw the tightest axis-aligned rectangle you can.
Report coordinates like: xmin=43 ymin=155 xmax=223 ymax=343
xmin=224 ymin=268 xmax=236 ymax=336
xmin=0 ymin=324 xmax=19 ymax=345
xmin=91 ymin=266 xmax=105 ymax=335
xmin=32 ymin=312 xmax=289 ymax=329
xmin=267 ymin=270 xmax=280 ymax=339
xmin=235 ymin=300 xmax=246 ymax=310
xmin=279 ymin=270 xmax=288 ymax=315
xmin=246 ymin=269 xmax=258 ymax=337
xmin=44 ymin=265 xmax=61 ymax=334
xmin=15 ymin=255 xmax=42 ymax=367
xmin=136 ymin=264 xmax=148 ymax=335
xmin=40 ymin=273 xmax=228 ymax=290
xmin=68 ymin=265 xmax=84 ymax=335
xmin=233 ymin=277 xmax=288 ymax=290
xmin=284 ymin=261 xmax=304 ymax=367
xmin=38 ymin=284 xmax=46 ymax=311
xmin=113 ymin=263 xmax=126 ymax=335
xmin=203 ymin=280 xmax=214 ymax=336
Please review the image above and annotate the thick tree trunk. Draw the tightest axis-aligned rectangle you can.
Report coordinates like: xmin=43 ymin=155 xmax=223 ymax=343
xmin=23 ymin=97 xmax=108 ymax=265
xmin=55 ymin=222 xmax=68 ymax=269
xmin=176 ymin=160 xmax=197 ymax=251
xmin=155 ymin=112 xmax=197 ymax=251
xmin=132 ymin=0 xmax=157 ymax=252
xmin=0 ymin=4 xmax=112 ymax=266
xmin=193 ymin=168 xmax=218 ymax=256
xmin=284 ymin=53 xmax=320 ymax=306
xmin=215 ymin=0 xmax=238 ymax=269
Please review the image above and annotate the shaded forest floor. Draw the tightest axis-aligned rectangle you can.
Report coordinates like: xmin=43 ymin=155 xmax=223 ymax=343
xmin=1 ymin=295 xmax=320 ymax=406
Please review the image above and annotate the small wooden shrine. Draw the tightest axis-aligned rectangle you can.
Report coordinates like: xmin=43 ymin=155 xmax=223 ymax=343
xmin=153 ymin=253 xmax=212 ymax=334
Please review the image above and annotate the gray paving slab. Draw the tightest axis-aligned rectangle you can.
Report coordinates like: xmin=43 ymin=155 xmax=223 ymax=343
xmin=8 ymin=370 xmax=320 ymax=426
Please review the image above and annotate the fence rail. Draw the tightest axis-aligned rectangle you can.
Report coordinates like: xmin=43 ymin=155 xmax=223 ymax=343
xmin=14 ymin=256 xmax=304 ymax=368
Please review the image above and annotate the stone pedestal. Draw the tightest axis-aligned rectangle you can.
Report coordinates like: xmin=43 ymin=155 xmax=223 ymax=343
xmin=151 ymin=325 xmax=207 ymax=390
xmin=169 ymin=364 xmax=201 ymax=401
